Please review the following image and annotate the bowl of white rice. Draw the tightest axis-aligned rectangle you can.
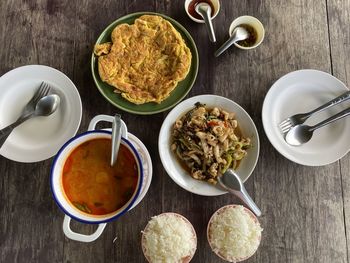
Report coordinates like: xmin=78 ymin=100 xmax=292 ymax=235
xmin=142 ymin=212 xmax=197 ymax=262
xmin=207 ymin=205 xmax=262 ymax=262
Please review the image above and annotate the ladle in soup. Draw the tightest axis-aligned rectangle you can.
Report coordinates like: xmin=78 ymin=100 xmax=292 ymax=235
xmin=111 ymin=114 xmax=122 ymax=166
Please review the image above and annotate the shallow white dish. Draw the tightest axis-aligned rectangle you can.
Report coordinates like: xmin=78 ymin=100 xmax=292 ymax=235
xmin=0 ymin=65 xmax=82 ymax=162
xmin=158 ymin=95 xmax=260 ymax=196
xmin=262 ymin=69 xmax=350 ymax=166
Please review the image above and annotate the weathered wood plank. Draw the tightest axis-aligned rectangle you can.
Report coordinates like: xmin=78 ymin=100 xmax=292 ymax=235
xmin=248 ymin=1 xmax=347 ymax=263
xmin=327 ymin=0 xmax=350 ymax=261
xmin=0 ymin=0 xmax=78 ymax=262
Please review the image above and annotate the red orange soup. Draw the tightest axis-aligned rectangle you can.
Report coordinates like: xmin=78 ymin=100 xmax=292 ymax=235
xmin=62 ymin=138 xmax=138 ymax=215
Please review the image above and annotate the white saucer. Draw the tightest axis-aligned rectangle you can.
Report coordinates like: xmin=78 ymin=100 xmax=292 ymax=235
xmin=0 ymin=65 xmax=82 ymax=162
xmin=262 ymin=69 xmax=350 ymax=166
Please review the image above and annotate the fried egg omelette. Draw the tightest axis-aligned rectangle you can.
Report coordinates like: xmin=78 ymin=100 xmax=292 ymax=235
xmin=94 ymin=15 xmax=192 ymax=104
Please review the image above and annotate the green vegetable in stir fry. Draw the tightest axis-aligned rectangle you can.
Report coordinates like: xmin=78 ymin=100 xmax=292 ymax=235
xmin=171 ymin=103 xmax=251 ymax=184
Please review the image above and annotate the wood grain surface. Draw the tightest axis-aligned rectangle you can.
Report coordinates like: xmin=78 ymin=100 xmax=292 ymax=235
xmin=0 ymin=0 xmax=349 ymax=262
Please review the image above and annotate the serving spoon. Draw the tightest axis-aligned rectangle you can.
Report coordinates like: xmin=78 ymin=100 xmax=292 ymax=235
xmin=0 ymin=94 xmax=60 ymax=148
xmin=285 ymin=107 xmax=350 ymax=146
xmin=111 ymin=114 xmax=122 ymax=166
xmin=218 ymin=169 xmax=261 ymax=217
xmin=195 ymin=2 xmax=216 ymax=42
xmin=214 ymin=26 xmax=249 ymax=57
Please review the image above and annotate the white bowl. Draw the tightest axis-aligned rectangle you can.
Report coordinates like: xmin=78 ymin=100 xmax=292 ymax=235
xmin=141 ymin=212 xmax=197 ymax=262
xmin=184 ymin=0 xmax=220 ymax=23
xmin=207 ymin=205 xmax=262 ymax=262
xmin=158 ymin=95 xmax=260 ymax=196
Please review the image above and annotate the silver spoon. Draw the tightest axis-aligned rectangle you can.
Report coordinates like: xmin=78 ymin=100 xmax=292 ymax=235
xmin=195 ymin=3 xmax=216 ymax=42
xmin=218 ymin=169 xmax=261 ymax=216
xmin=0 ymin=94 xmax=60 ymax=148
xmin=214 ymin=26 xmax=249 ymax=57
xmin=286 ymin=107 xmax=350 ymax=146
xmin=111 ymin=114 xmax=122 ymax=166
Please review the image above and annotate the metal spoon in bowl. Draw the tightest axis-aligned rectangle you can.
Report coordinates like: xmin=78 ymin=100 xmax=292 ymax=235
xmin=214 ymin=26 xmax=249 ymax=57
xmin=111 ymin=114 xmax=122 ymax=166
xmin=218 ymin=169 xmax=262 ymax=217
xmin=195 ymin=2 xmax=216 ymax=42
xmin=0 ymin=94 xmax=60 ymax=148
xmin=285 ymin=107 xmax=350 ymax=146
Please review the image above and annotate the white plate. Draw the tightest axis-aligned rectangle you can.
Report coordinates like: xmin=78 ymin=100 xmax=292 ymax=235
xmin=158 ymin=95 xmax=260 ymax=196
xmin=0 ymin=65 xmax=82 ymax=162
xmin=262 ymin=69 xmax=350 ymax=166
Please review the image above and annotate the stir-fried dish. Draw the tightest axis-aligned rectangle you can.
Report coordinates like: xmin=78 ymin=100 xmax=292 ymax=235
xmin=171 ymin=103 xmax=251 ymax=184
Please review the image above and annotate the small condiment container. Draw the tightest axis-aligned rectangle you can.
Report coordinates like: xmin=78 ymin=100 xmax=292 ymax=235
xmin=184 ymin=0 xmax=220 ymax=23
xmin=229 ymin=16 xmax=265 ymax=50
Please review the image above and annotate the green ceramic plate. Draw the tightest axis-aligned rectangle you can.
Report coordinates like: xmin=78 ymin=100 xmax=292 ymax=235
xmin=91 ymin=12 xmax=199 ymax=115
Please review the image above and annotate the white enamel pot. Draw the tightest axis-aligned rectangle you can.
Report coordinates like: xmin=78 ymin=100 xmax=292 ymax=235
xmin=50 ymin=115 xmax=144 ymax=242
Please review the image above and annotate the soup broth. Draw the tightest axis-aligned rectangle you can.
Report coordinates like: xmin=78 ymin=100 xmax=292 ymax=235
xmin=62 ymin=138 xmax=138 ymax=215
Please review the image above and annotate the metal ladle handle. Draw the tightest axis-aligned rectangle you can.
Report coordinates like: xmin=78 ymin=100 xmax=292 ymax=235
xmin=111 ymin=114 xmax=122 ymax=166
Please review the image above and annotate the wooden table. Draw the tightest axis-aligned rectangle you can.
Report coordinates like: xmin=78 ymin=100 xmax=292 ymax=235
xmin=1 ymin=0 xmax=349 ymax=262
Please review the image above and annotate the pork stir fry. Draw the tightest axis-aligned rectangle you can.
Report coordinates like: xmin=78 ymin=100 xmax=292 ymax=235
xmin=171 ymin=103 xmax=251 ymax=184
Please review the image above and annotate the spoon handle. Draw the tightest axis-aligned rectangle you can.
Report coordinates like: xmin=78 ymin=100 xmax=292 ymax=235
xmin=201 ymin=10 xmax=216 ymax=42
xmin=0 ymin=114 xmax=33 ymax=148
xmin=111 ymin=114 xmax=122 ymax=166
xmin=239 ymin=186 xmax=262 ymax=217
xmin=214 ymin=32 xmax=240 ymax=57
xmin=310 ymin=107 xmax=350 ymax=132
xmin=225 ymin=186 xmax=262 ymax=217
xmin=306 ymin=91 xmax=350 ymax=119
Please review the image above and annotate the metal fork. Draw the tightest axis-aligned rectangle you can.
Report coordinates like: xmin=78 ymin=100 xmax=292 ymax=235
xmin=279 ymin=90 xmax=350 ymax=134
xmin=20 ymin=82 xmax=51 ymax=118
xmin=0 ymin=82 xmax=51 ymax=147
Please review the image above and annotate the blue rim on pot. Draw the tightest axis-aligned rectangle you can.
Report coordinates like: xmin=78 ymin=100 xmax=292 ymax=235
xmin=50 ymin=130 xmax=144 ymax=225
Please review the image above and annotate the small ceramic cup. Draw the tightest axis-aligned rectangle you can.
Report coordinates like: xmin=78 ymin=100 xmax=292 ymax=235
xmin=184 ymin=0 xmax=220 ymax=23
xmin=229 ymin=15 xmax=265 ymax=50
xmin=50 ymin=115 xmax=145 ymax=242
